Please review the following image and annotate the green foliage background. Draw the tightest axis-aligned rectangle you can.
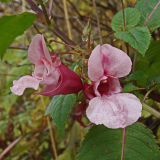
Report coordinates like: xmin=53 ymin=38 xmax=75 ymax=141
xmin=0 ymin=0 xmax=160 ymax=159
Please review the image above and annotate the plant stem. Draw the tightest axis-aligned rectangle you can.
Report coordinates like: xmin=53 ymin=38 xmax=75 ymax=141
xmin=48 ymin=0 xmax=54 ymax=19
xmin=49 ymin=39 xmax=75 ymax=49
xmin=47 ymin=117 xmax=58 ymax=160
xmin=132 ymin=51 xmax=137 ymax=71
xmin=92 ymin=0 xmax=102 ymax=44
xmin=121 ymin=128 xmax=126 ymax=160
xmin=39 ymin=0 xmax=51 ymax=25
xmin=143 ymin=86 xmax=156 ymax=102
xmin=63 ymin=0 xmax=73 ymax=40
xmin=121 ymin=0 xmax=130 ymax=55
xmin=144 ymin=0 xmax=160 ymax=26
xmin=0 ymin=137 xmax=22 ymax=160
xmin=143 ymin=103 xmax=160 ymax=119
xmin=142 ymin=86 xmax=160 ymax=118
xmin=121 ymin=0 xmax=126 ymax=31
xmin=9 ymin=46 xmax=28 ymax=50
xmin=40 ymin=97 xmax=58 ymax=160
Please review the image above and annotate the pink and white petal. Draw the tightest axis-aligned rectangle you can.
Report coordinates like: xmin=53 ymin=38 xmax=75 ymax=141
xmin=41 ymin=35 xmax=52 ymax=63
xmin=28 ymin=34 xmax=52 ymax=64
xmin=101 ymin=44 xmax=132 ymax=78
xmin=111 ymin=93 xmax=142 ymax=127
xmin=86 ymin=97 xmax=108 ymax=125
xmin=86 ymin=94 xmax=142 ymax=129
xmin=86 ymin=96 xmax=120 ymax=127
xmin=33 ymin=64 xmax=45 ymax=80
xmin=41 ymin=68 xmax=60 ymax=85
xmin=10 ymin=75 xmax=40 ymax=96
xmin=88 ymin=45 xmax=104 ymax=81
xmin=42 ymin=59 xmax=52 ymax=75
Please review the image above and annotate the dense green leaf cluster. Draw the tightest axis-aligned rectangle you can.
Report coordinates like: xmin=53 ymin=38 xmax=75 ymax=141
xmin=128 ymin=41 xmax=160 ymax=87
xmin=77 ymin=123 xmax=160 ymax=160
xmin=112 ymin=0 xmax=160 ymax=56
xmin=0 ymin=0 xmax=160 ymax=159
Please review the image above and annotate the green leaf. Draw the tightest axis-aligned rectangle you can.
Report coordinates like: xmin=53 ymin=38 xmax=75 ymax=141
xmin=123 ymin=83 xmax=139 ymax=92
xmin=0 ymin=12 xmax=36 ymax=58
xmin=136 ymin=0 xmax=160 ymax=31
xmin=129 ymin=40 xmax=160 ymax=87
xmin=58 ymin=148 xmax=73 ymax=160
xmin=77 ymin=123 xmax=160 ymax=160
xmin=115 ymin=27 xmax=151 ymax=55
xmin=126 ymin=71 xmax=149 ymax=87
xmin=0 ymin=0 xmax=11 ymax=2
xmin=46 ymin=94 xmax=77 ymax=136
xmin=111 ymin=8 xmax=141 ymax=32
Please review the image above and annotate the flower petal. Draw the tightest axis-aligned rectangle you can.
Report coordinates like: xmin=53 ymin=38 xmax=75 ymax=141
xmin=40 ymin=64 xmax=83 ymax=96
xmin=33 ymin=63 xmax=60 ymax=85
xmin=28 ymin=34 xmax=52 ymax=64
xmin=33 ymin=63 xmax=45 ymax=80
xmin=101 ymin=44 xmax=132 ymax=78
xmin=86 ymin=93 xmax=142 ymax=128
xmin=41 ymin=68 xmax=60 ymax=85
xmin=112 ymin=93 xmax=142 ymax=127
xmin=88 ymin=45 xmax=104 ymax=81
xmin=10 ymin=75 xmax=40 ymax=96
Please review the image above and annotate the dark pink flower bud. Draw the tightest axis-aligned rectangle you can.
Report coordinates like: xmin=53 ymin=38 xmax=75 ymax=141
xmin=40 ymin=64 xmax=83 ymax=96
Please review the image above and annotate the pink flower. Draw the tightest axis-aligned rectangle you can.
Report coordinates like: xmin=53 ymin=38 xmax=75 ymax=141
xmin=11 ymin=34 xmax=83 ymax=96
xmin=86 ymin=93 xmax=142 ymax=129
xmin=86 ymin=44 xmax=142 ymax=128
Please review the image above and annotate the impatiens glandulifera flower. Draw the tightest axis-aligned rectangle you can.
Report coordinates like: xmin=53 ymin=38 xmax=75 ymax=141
xmin=86 ymin=44 xmax=142 ymax=129
xmin=11 ymin=34 xmax=83 ymax=96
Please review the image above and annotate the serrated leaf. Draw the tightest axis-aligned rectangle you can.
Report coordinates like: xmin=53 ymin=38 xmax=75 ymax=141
xmin=136 ymin=0 xmax=160 ymax=31
xmin=111 ymin=8 xmax=141 ymax=32
xmin=46 ymin=94 xmax=77 ymax=136
xmin=77 ymin=123 xmax=160 ymax=160
xmin=0 ymin=12 xmax=36 ymax=58
xmin=115 ymin=27 xmax=151 ymax=55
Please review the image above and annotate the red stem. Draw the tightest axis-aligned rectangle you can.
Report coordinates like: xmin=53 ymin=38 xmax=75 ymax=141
xmin=121 ymin=128 xmax=126 ymax=160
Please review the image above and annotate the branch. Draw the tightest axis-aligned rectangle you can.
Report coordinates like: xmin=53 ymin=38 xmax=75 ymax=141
xmin=38 ymin=0 xmax=51 ymax=25
xmin=0 ymin=137 xmax=22 ymax=160
xmin=144 ymin=0 xmax=160 ymax=26
xmin=63 ymin=0 xmax=73 ymax=39
xmin=121 ymin=0 xmax=126 ymax=31
xmin=25 ymin=0 xmax=43 ymax=15
xmin=143 ymin=103 xmax=160 ymax=119
xmin=92 ymin=0 xmax=102 ymax=44
xmin=40 ymin=97 xmax=58 ymax=160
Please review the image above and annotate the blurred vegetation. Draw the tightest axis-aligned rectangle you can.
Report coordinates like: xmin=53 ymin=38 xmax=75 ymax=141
xmin=0 ymin=0 xmax=160 ymax=159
